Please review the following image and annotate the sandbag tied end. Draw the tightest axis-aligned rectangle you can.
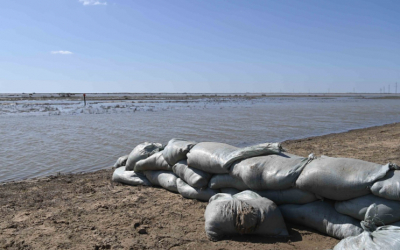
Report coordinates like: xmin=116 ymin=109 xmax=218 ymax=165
xmin=388 ymin=162 xmax=400 ymax=170
xmin=361 ymin=203 xmax=380 ymax=232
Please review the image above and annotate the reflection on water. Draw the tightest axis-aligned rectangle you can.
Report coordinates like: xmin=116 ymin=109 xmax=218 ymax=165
xmin=1 ymin=97 xmax=399 ymax=182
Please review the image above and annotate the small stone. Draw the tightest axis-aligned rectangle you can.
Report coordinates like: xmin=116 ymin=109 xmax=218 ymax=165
xmin=133 ymin=221 xmax=141 ymax=229
xmin=137 ymin=228 xmax=147 ymax=234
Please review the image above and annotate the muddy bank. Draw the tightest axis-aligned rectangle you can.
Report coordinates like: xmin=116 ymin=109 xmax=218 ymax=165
xmin=1 ymin=123 xmax=399 ymax=249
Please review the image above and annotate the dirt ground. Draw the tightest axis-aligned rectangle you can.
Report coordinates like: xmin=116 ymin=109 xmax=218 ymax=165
xmin=1 ymin=122 xmax=399 ymax=250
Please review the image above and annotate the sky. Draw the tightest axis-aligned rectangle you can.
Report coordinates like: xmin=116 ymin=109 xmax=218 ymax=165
xmin=0 ymin=0 xmax=399 ymax=93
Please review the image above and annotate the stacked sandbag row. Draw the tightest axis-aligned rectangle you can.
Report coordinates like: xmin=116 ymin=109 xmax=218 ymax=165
xmin=112 ymin=138 xmax=400 ymax=243
xmin=201 ymin=151 xmax=369 ymax=239
xmin=113 ymin=139 xmax=283 ymax=201
xmin=113 ymin=139 xmax=194 ymax=193
xmin=276 ymin=156 xmax=400 ymax=240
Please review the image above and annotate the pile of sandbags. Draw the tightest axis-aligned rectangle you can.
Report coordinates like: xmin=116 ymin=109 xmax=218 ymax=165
xmin=112 ymin=139 xmax=283 ymax=202
xmin=112 ymin=138 xmax=400 ymax=246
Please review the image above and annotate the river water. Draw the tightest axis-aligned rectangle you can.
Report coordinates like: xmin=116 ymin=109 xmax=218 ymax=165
xmin=1 ymin=96 xmax=399 ymax=182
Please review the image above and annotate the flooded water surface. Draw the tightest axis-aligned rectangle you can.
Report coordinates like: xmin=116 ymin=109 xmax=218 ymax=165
xmin=1 ymin=95 xmax=399 ymax=182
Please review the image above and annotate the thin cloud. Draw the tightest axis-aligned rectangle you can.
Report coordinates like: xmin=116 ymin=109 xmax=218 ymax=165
xmin=51 ymin=51 xmax=73 ymax=55
xmin=79 ymin=0 xmax=107 ymax=6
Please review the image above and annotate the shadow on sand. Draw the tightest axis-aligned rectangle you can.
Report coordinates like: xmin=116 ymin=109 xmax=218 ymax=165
xmin=216 ymin=223 xmax=316 ymax=244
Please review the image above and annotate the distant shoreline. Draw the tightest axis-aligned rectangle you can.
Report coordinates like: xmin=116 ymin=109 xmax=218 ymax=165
xmin=1 ymin=92 xmax=400 ymax=102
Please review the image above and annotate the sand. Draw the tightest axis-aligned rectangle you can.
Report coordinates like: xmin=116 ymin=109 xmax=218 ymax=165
xmin=1 ymin=122 xmax=399 ymax=250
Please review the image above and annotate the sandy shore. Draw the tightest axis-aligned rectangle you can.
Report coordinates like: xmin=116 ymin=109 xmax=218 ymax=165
xmin=1 ymin=123 xmax=399 ymax=249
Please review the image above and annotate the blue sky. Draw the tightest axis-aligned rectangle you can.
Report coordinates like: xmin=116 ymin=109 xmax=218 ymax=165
xmin=1 ymin=0 xmax=399 ymax=93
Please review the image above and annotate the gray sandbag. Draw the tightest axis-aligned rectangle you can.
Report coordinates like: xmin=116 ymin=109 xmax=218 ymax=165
xmin=187 ymin=142 xmax=282 ymax=174
xmin=112 ymin=166 xmax=152 ymax=186
xmin=134 ymin=151 xmax=171 ymax=172
xmin=176 ymin=178 xmax=218 ymax=201
xmin=125 ymin=142 xmax=164 ymax=170
xmin=295 ymin=156 xmax=392 ymax=200
xmin=220 ymin=188 xmax=317 ymax=204
xmin=113 ymin=155 xmax=129 ymax=168
xmin=334 ymin=226 xmax=400 ymax=249
xmin=162 ymin=138 xmax=197 ymax=166
xmin=205 ymin=190 xmax=288 ymax=241
xmin=230 ymin=154 xmax=314 ymax=190
xmin=209 ymin=174 xmax=249 ymax=190
xmin=144 ymin=170 xmax=178 ymax=192
xmin=371 ymin=169 xmax=400 ymax=201
xmin=220 ymin=188 xmax=241 ymax=195
xmin=279 ymin=201 xmax=363 ymax=239
xmin=334 ymin=194 xmax=400 ymax=225
xmin=172 ymin=160 xmax=211 ymax=188
xmin=256 ymin=188 xmax=318 ymax=205
xmin=333 ymin=204 xmax=400 ymax=250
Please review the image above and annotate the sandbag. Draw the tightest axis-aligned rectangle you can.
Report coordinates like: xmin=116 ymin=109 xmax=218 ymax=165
xmin=333 ymin=204 xmax=400 ymax=250
xmin=113 ymin=155 xmax=129 ymax=168
xmin=144 ymin=171 xmax=178 ymax=192
xmin=256 ymin=188 xmax=318 ymax=205
xmin=125 ymin=142 xmax=164 ymax=170
xmin=334 ymin=226 xmax=400 ymax=249
xmin=334 ymin=194 xmax=400 ymax=225
xmin=176 ymin=178 xmax=218 ymax=201
xmin=371 ymin=169 xmax=400 ymax=201
xmin=209 ymin=174 xmax=249 ymax=190
xmin=187 ymin=142 xmax=282 ymax=174
xmin=295 ymin=156 xmax=391 ymax=200
xmin=279 ymin=201 xmax=363 ymax=239
xmin=172 ymin=160 xmax=211 ymax=188
xmin=112 ymin=166 xmax=152 ymax=186
xmin=220 ymin=188 xmax=241 ymax=195
xmin=221 ymin=188 xmax=318 ymax=205
xmin=205 ymin=191 xmax=288 ymax=241
xmin=230 ymin=154 xmax=313 ymax=190
xmin=134 ymin=151 xmax=171 ymax=172
xmin=162 ymin=138 xmax=197 ymax=166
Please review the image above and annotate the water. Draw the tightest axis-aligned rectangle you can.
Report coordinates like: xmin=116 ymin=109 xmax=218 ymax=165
xmin=1 ymin=96 xmax=399 ymax=183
